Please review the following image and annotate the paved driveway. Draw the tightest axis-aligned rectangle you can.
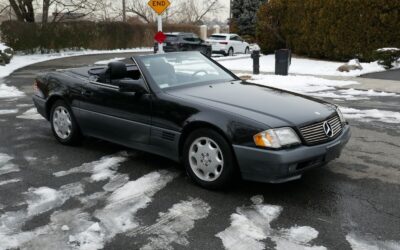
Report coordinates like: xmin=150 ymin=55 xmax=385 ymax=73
xmin=0 ymin=54 xmax=399 ymax=250
xmin=362 ymin=68 xmax=400 ymax=81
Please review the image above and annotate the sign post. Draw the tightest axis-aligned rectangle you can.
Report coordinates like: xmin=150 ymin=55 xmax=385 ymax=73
xmin=148 ymin=0 xmax=171 ymax=54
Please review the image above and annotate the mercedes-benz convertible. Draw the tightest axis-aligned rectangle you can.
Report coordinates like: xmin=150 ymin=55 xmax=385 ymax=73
xmin=33 ymin=52 xmax=350 ymax=189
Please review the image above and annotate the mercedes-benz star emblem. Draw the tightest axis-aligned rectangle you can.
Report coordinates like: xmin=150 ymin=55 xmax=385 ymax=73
xmin=323 ymin=121 xmax=334 ymax=138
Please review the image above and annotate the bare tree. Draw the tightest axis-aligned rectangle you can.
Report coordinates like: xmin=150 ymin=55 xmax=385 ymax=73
xmin=127 ymin=0 xmax=223 ymax=24
xmin=126 ymin=0 xmax=156 ymax=23
xmin=174 ymin=0 xmax=223 ymax=24
xmin=9 ymin=0 xmax=35 ymax=22
xmin=0 ymin=1 xmax=10 ymax=15
xmin=49 ymin=0 xmax=102 ymax=22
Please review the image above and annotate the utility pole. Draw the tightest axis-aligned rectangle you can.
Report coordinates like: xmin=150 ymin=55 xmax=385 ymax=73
xmin=229 ymin=0 xmax=232 ymax=32
xmin=122 ymin=0 xmax=126 ymax=22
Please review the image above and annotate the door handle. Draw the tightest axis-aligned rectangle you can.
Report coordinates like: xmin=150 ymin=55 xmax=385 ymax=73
xmin=81 ymin=90 xmax=93 ymax=97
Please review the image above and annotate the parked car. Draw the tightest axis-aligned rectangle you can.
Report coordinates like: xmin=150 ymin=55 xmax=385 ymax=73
xmin=0 ymin=43 xmax=14 ymax=65
xmin=206 ymin=33 xmax=250 ymax=56
xmin=33 ymin=52 xmax=350 ymax=189
xmin=154 ymin=32 xmax=212 ymax=57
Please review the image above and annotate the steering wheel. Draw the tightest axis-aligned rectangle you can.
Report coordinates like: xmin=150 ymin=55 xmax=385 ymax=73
xmin=192 ymin=70 xmax=208 ymax=76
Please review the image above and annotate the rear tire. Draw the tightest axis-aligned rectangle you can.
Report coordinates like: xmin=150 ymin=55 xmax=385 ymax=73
xmin=245 ymin=47 xmax=250 ymax=54
xmin=228 ymin=48 xmax=234 ymax=56
xmin=183 ymin=129 xmax=237 ymax=189
xmin=50 ymin=100 xmax=82 ymax=146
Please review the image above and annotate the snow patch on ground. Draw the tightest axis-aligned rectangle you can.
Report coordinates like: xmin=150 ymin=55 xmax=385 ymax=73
xmin=218 ymin=54 xmax=386 ymax=77
xmin=134 ymin=197 xmax=211 ymax=250
xmin=0 ymin=83 xmax=25 ymax=99
xmin=311 ymin=88 xmax=399 ymax=100
xmin=242 ymin=74 xmax=398 ymax=104
xmin=341 ymin=107 xmax=400 ymax=124
xmin=94 ymin=57 xmax=125 ymax=65
xmin=17 ymin=108 xmax=44 ymax=120
xmin=0 ymin=153 xmax=19 ymax=176
xmin=65 ymin=170 xmax=178 ymax=249
xmin=346 ymin=233 xmax=400 ymax=250
xmin=216 ymin=195 xmax=326 ymax=250
xmin=0 ymin=109 xmax=18 ymax=115
xmin=0 ymin=178 xmax=20 ymax=186
xmin=26 ymin=183 xmax=84 ymax=216
xmin=245 ymin=74 xmax=358 ymax=94
xmin=0 ymin=183 xmax=84 ymax=250
xmin=54 ymin=151 xmax=129 ymax=182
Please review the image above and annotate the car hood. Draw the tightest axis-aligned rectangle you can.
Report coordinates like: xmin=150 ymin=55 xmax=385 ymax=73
xmin=167 ymin=81 xmax=336 ymax=128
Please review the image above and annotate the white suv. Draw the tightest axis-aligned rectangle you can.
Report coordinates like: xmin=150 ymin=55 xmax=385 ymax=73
xmin=206 ymin=33 xmax=250 ymax=56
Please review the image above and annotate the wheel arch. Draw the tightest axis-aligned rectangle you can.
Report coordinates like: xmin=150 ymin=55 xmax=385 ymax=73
xmin=45 ymin=95 xmax=68 ymax=120
xmin=178 ymin=121 xmax=234 ymax=161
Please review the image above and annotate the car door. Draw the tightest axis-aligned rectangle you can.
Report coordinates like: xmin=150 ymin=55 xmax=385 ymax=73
xmin=77 ymin=70 xmax=152 ymax=147
xmin=229 ymin=35 xmax=240 ymax=52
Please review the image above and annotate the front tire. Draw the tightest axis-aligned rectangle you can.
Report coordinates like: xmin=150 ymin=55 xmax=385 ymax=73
xmin=183 ymin=129 xmax=237 ymax=189
xmin=50 ymin=100 xmax=82 ymax=145
xmin=245 ymin=47 xmax=250 ymax=54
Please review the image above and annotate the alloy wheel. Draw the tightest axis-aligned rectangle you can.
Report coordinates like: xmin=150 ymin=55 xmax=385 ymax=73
xmin=189 ymin=137 xmax=224 ymax=182
xmin=52 ymin=106 xmax=72 ymax=140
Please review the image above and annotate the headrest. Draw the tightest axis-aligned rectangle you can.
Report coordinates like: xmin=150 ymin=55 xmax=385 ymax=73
xmin=108 ymin=61 xmax=127 ymax=79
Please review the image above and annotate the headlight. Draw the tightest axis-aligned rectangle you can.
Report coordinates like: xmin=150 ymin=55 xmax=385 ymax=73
xmin=253 ymin=127 xmax=301 ymax=149
xmin=337 ymin=107 xmax=346 ymax=123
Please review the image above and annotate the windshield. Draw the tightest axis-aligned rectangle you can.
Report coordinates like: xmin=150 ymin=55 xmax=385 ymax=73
xmin=165 ymin=35 xmax=178 ymax=42
xmin=209 ymin=35 xmax=227 ymax=40
xmin=139 ymin=52 xmax=235 ymax=89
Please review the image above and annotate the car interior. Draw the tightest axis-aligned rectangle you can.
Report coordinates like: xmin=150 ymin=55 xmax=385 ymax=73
xmin=88 ymin=61 xmax=142 ymax=85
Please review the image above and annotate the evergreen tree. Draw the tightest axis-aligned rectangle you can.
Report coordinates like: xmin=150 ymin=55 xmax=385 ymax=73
xmin=231 ymin=0 xmax=266 ymax=37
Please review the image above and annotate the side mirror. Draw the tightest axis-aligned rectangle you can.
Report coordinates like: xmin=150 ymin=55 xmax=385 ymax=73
xmin=118 ymin=79 xmax=147 ymax=93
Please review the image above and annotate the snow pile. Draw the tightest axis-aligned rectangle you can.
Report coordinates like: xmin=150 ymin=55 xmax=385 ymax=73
xmin=217 ymin=54 xmax=386 ymax=76
xmin=377 ymin=48 xmax=400 ymax=52
xmin=94 ymin=57 xmax=125 ymax=65
xmin=0 ymin=43 xmax=9 ymax=51
xmin=216 ymin=195 xmax=326 ymax=250
xmin=341 ymin=107 xmax=400 ymax=124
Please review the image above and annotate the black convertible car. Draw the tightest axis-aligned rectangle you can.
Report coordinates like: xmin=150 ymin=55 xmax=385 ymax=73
xmin=33 ymin=52 xmax=350 ymax=189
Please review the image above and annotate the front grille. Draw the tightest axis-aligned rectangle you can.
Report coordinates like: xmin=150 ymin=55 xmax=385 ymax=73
xmin=300 ymin=114 xmax=343 ymax=145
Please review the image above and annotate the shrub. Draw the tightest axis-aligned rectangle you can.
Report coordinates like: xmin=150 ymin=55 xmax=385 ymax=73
xmin=373 ymin=48 xmax=400 ymax=69
xmin=0 ymin=21 xmax=199 ymax=53
xmin=256 ymin=0 xmax=400 ymax=62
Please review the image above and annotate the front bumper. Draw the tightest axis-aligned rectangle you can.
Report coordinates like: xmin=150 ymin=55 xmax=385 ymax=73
xmin=233 ymin=125 xmax=351 ymax=183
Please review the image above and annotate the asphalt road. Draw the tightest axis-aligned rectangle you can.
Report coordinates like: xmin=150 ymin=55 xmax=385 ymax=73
xmin=362 ymin=68 xmax=400 ymax=81
xmin=0 ymin=53 xmax=399 ymax=250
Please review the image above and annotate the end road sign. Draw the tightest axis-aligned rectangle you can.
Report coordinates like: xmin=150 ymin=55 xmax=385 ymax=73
xmin=148 ymin=0 xmax=171 ymax=15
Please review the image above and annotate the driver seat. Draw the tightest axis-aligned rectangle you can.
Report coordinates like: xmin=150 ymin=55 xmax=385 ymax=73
xmin=148 ymin=59 xmax=176 ymax=86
